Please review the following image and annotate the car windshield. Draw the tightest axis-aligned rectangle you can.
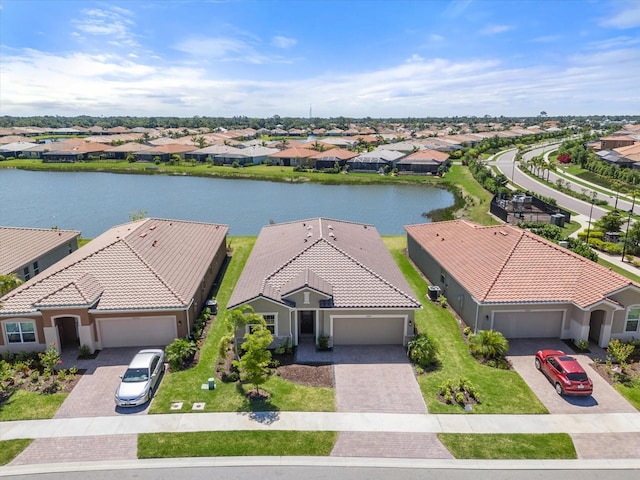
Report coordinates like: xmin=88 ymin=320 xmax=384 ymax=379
xmin=122 ymin=368 xmax=149 ymax=383
xmin=566 ymin=372 xmax=588 ymax=381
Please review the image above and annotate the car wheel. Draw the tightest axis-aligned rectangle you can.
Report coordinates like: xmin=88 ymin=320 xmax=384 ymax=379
xmin=534 ymin=358 xmax=541 ymax=370
xmin=555 ymin=383 xmax=563 ymax=396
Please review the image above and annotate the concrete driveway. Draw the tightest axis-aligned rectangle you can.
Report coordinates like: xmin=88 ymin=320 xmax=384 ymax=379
xmin=507 ymin=339 xmax=637 ymax=414
xmin=55 ymin=347 xmax=158 ymax=418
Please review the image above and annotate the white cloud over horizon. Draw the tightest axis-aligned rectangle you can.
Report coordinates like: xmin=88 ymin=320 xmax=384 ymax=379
xmin=1 ymin=0 xmax=639 ymax=118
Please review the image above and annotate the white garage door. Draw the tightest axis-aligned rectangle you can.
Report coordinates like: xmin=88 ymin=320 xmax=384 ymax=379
xmin=98 ymin=316 xmax=177 ymax=348
xmin=493 ymin=311 xmax=563 ymax=338
xmin=333 ymin=317 xmax=404 ymax=345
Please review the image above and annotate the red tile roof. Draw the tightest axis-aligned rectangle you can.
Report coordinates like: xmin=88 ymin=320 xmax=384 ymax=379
xmin=268 ymin=146 xmax=317 ymax=159
xmin=229 ymin=218 xmax=420 ymax=310
xmin=0 ymin=219 xmax=228 ymax=314
xmin=405 ymin=220 xmax=636 ymax=308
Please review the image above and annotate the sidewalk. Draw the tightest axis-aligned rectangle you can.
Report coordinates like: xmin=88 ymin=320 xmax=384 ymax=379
xmin=3 ymin=411 xmax=640 ymax=441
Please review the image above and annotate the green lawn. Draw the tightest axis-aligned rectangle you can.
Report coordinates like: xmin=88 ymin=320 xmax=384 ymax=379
xmin=438 ymin=433 xmax=576 ymax=459
xmin=383 ymin=236 xmax=547 ymax=414
xmin=149 ymin=236 xmax=335 ymax=414
xmin=0 ymin=390 xmax=68 ymax=421
xmin=138 ymin=431 xmax=336 ymax=458
xmin=0 ymin=439 xmax=33 ymax=465
xmin=442 ymin=164 xmax=499 ymax=225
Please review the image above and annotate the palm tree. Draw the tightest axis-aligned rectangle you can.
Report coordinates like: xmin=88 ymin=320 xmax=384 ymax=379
xmin=0 ymin=273 xmax=23 ymax=296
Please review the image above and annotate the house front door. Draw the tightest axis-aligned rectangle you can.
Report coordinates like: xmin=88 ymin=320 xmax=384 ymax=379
xmin=55 ymin=317 xmax=79 ymax=349
xmin=299 ymin=311 xmax=315 ymax=336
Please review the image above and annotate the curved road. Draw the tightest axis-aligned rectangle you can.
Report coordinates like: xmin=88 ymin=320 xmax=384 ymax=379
xmin=494 ymin=145 xmax=635 ymax=222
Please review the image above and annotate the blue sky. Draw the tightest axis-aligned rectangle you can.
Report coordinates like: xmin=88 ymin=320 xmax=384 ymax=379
xmin=1 ymin=0 xmax=639 ymax=118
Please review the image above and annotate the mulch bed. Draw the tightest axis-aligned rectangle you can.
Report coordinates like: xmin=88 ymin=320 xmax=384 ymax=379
xmin=216 ymin=343 xmax=334 ymax=388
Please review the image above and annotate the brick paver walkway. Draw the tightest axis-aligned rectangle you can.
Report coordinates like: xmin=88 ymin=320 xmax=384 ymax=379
xmin=571 ymin=433 xmax=640 ymax=459
xmin=9 ymin=435 xmax=138 ymax=465
xmin=331 ymin=432 xmax=453 ymax=459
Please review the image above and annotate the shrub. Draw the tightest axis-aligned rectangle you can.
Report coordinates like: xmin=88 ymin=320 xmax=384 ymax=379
xmin=165 ymin=338 xmax=197 ymax=371
xmin=575 ymin=339 xmax=589 ymax=351
xmin=218 ymin=334 xmax=233 ymax=358
xmin=462 ymin=326 xmax=472 ymax=337
xmin=78 ymin=344 xmax=91 ymax=357
xmin=438 ymin=295 xmax=448 ymax=308
xmin=469 ymin=330 xmax=509 ymax=362
xmin=38 ymin=343 xmax=61 ymax=374
xmin=317 ymin=335 xmax=331 ymax=351
xmin=407 ymin=333 xmax=438 ymax=368
xmin=607 ymin=339 xmax=635 ymax=372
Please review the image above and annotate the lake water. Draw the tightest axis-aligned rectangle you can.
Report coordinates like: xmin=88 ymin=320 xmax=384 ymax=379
xmin=0 ymin=169 xmax=454 ymax=237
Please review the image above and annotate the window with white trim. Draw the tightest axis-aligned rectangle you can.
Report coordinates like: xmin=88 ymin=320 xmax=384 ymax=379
xmin=33 ymin=261 xmax=39 ymax=275
xmin=23 ymin=267 xmax=30 ymax=281
xmin=4 ymin=321 xmax=36 ymax=343
xmin=625 ymin=306 xmax=640 ymax=332
xmin=247 ymin=313 xmax=277 ymax=335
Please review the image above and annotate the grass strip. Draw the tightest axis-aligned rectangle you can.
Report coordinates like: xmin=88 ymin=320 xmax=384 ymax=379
xmin=438 ymin=433 xmax=577 ymax=459
xmin=138 ymin=431 xmax=336 ymax=458
xmin=0 ymin=439 xmax=33 ymax=465
xmin=0 ymin=390 xmax=68 ymax=421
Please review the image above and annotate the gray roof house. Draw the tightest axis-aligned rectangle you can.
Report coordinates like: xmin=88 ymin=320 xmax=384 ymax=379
xmin=348 ymin=149 xmax=406 ymax=172
xmin=0 ymin=218 xmax=228 ymax=355
xmin=0 ymin=227 xmax=81 ymax=281
xmin=228 ymin=218 xmax=421 ymax=348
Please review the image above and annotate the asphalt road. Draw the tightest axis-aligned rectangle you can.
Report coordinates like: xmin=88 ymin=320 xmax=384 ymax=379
xmin=493 ymin=145 xmax=619 ymax=222
xmin=2 ymin=464 xmax=640 ymax=480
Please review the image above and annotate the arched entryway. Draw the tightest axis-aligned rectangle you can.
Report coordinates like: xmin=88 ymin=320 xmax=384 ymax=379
xmin=55 ymin=316 xmax=79 ymax=350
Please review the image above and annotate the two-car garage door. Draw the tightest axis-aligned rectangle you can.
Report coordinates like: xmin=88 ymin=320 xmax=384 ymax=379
xmin=332 ymin=316 xmax=405 ymax=345
xmin=493 ymin=311 xmax=564 ymax=338
xmin=97 ymin=316 xmax=177 ymax=348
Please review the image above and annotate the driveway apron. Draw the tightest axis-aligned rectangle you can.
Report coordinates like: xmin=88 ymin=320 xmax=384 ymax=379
xmin=330 ymin=346 xmax=451 ymax=459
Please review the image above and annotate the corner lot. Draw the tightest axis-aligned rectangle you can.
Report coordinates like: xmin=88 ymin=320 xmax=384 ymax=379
xmin=507 ymin=339 xmax=637 ymax=414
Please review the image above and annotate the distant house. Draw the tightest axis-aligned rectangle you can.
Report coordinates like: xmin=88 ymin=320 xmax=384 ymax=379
xmin=135 ymin=144 xmax=196 ymax=162
xmin=103 ymin=142 xmax=150 ymax=160
xmin=0 ymin=227 xmax=80 ymax=281
xmin=268 ymin=146 xmax=317 ymax=167
xmin=0 ymin=219 xmax=228 ymax=354
xmin=0 ymin=142 xmax=39 ymax=158
xmin=601 ymin=135 xmax=636 ymax=150
xmin=396 ymin=149 xmax=450 ymax=175
xmin=228 ymin=218 xmax=420 ymax=348
xmin=42 ymin=142 xmax=109 ymax=162
xmin=310 ymin=148 xmax=358 ymax=169
xmin=348 ymin=148 xmax=405 ymax=172
xmin=405 ymin=220 xmax=640 ymax=348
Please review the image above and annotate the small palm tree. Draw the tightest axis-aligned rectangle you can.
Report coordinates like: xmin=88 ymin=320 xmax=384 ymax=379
xmin=469 ymin=330 xmax=509 ymax=361
xmin=0 ymin=273 xmax=23 ymax=296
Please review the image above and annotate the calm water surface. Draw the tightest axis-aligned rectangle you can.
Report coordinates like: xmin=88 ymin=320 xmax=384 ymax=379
xmin=0 ymin=169 xmax=454 ymax=237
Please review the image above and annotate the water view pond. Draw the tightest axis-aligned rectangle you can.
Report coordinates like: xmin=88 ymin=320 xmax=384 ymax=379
xmin=0 ymin=169 xmax=455 ymax=237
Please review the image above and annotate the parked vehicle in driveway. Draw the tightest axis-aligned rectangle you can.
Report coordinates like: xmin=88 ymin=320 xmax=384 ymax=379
xmin=115 ymin=349 xmax=165 ymax=407
xmin=535 ymin=349 xmax=593 ymax=396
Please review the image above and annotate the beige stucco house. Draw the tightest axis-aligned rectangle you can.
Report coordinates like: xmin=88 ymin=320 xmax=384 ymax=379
xmin=0 ymin=218 xmax=228 ymax=354
xmin=406 ymin=220 xmax=640 ymax=348
xmin=228 ymin=218 xmax=421 ymax=348
xmin=0 ymin=226 xmax=81 ymax=281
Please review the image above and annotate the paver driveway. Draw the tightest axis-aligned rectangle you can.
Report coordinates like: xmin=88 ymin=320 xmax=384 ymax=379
xmin=507 ymin=339 xmax=636 ymax=415
xmin=330 ymin=346 xmax=452 ymax=459
xmin=55 ymin=347 xmax=154 ymax=418
xmin=333 ymin=345 xmax=427 ymax=414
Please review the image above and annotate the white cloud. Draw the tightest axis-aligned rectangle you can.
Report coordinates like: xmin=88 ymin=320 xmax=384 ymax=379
xmin=600 ymin=1 xmax=640 ymax=29
xmin=173 ymin=36 xmax=293 ymax=64
xmin=72 ymin=6 xmax=139 ymax=47
xmin=479 ymin=24 xmax=515 ymax=35
xmin=271 ymin=35 xmax=297 ymax=49
xmin=1 ymin=40 xmax=639 ymax=117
